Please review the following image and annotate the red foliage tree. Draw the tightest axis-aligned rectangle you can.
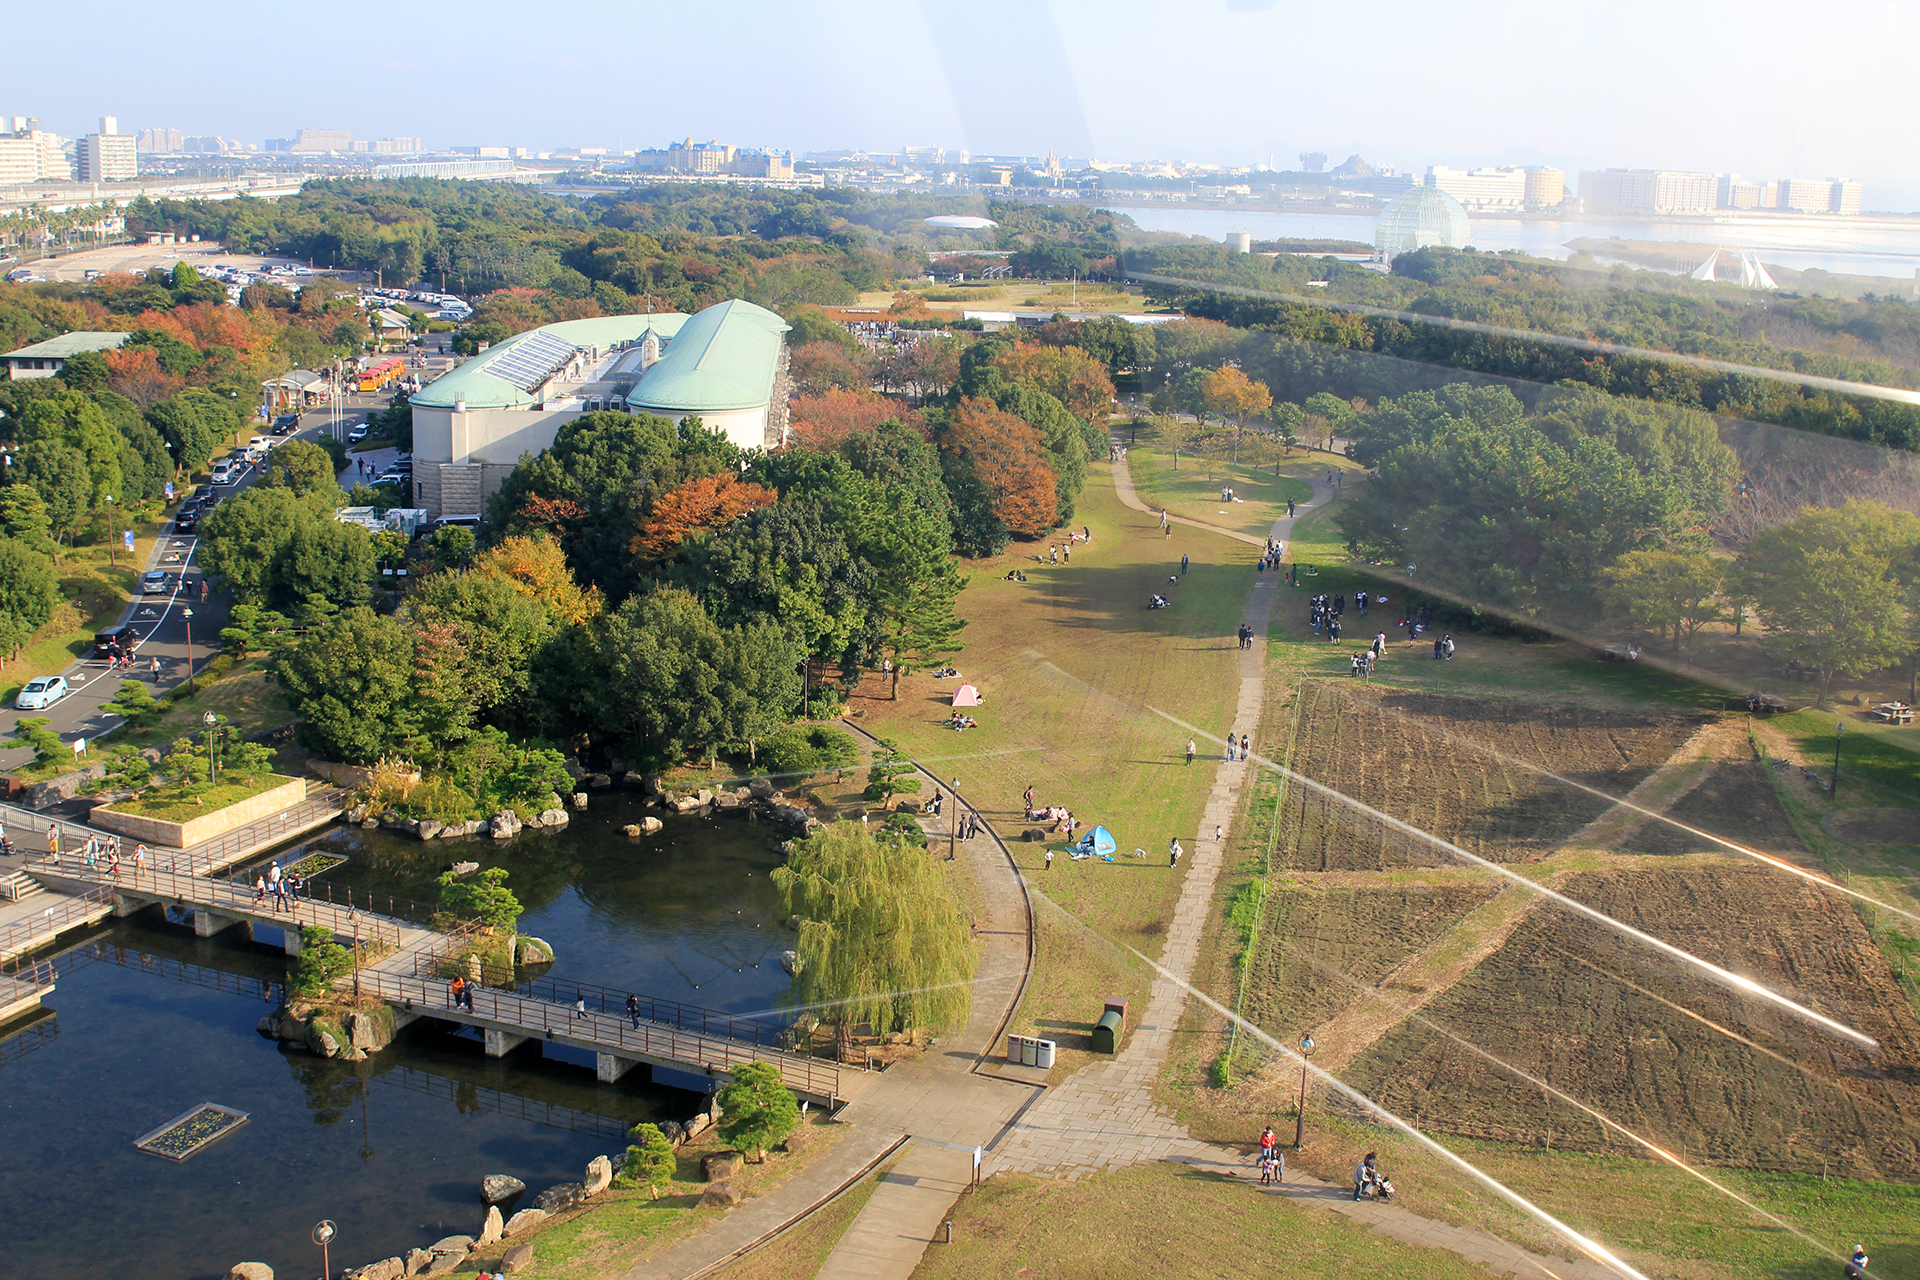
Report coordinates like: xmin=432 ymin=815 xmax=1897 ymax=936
xmin=102 ymin=347 xmax=183 ymax=411
xmin=788 ymin=390 xmax=918 ymax=450
xmin=631 ymin=473 xmax=778 ymax=561
xmin=943 ymin=397 xmax=1058 ymax=538
xmin=990 ymin=341 xmax=1117 ymax=422
xmin=788 ymin=341 xmax=875 ymax=394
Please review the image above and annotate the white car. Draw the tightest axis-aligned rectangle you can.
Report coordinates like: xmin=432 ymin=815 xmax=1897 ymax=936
xmin=212 ymin=459 xmax=240 ymax=485
xmin=15 ymin=675 xmax=69 ymax=710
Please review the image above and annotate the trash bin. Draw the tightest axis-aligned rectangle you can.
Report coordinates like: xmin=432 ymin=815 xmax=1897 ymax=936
xmin=1034 ymin=1038 xmax=1055 ymax=1068
xmin=1092 ymin=1009 xmax=1124 ymax=1054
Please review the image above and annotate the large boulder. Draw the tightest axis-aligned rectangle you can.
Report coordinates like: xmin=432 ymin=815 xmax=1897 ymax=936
xmin=402 ymin=1251 xmax=432 ymax=1277
xmin=588 ymin=773 xmax=613 ymax=789
xmin=538 ymin=808 xmax=570 ymax=829
xmin=582 ymin=1154 xmax=613 ymax=1195
xmin=702 ymin=1152 xmax=743 ymax=1182
xmin=500 ymin=1243 xmax=535 ymax=1275
xmin=343 ymin=1009 xmax=390 ymax=1053
xmin=415 ymin=819 xmax=444 ymax=841
xmin=517 ymin=936 xmax=555 ymax=965
xmin=503 ymin=1208 xmax=549 ymax=1237
xmin=426 ymin=1236 xmax=473 ymax=1259
xmin=478 ymin=1205 xmax=504 ymax=1246
xmin=533 ymin=1182 xmax=586 ymax=1213
xmin=657 ymin=1119 xmax=685 ymax=1145
xmin=641 ymin=816 xmax=663 ymax=834
xmin=699 ymin=1181 xmax=743 ymax=1208
xmin=668 ymin=794 xmax=703 ymax=814
xmin=490 ymin=809 xmax=522 ymax=839
xmin=482 ymin=1173 xmax=526 ymax=1204
xmin=746 ymin=777 xmax=775 ymax=799
xmin=570 ymin=791 xmax=588 ymax=809
xmin=695 ymin=788 xmax=714 ymax=805
xmin=420 ymin=1255 xmax=463 ymax=1278
xmin=345 ymin=1261 xmax=402 ymax=1280
xmin=227 ymin=1265 xmax=274 ymax=1280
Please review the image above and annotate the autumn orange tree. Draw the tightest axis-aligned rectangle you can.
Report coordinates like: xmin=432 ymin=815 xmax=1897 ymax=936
xmin=942 ymin=397 xmax=1058 ymax=538
xmin=471 ymin=534 xmax=603 ymax=626
xmin=789 ymin=341 xmax=875 ymax=394
xmin=631 ymin=473 xmax=777 ymax=562
xmin=991 ymin=341 xmax=1117 ymax=422
xmin=789 ymin=390 xmax=915 ymax=450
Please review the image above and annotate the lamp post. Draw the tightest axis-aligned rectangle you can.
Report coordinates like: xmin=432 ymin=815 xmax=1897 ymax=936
xmin=1832 ymin=720 xmax=1845 ymax=798
xmin=203 ymin=711 xmax=218 ymax=786
xmin=104 ymin=495 xmax=116 ymax=566
xmin=1294 ymin=1033 xmax=1316 ymax=1150
xmin=949 ymin=778 xmax=959 ymax=861
xmin=312 ymin=1221 xmax=336 ymax=1280
xmin=182 ymin=606 xmax=195 ymax=695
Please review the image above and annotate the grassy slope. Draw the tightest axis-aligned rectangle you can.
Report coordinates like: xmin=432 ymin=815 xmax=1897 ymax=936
xmin=1123 ymin=440 xmax=1316 ymax=540
xmin=1 ymin=520 xmax=175 ymax=701
xmin=854 ymin=463 xmax=1253 ymax=1077
xmin=911 ymin=1161 xmax=1508 ymax=1280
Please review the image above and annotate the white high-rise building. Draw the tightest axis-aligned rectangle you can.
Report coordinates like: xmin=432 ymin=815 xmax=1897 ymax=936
xmin=0 ymin=117 xmax=70 ymax=183
xmin=1424 ymin=165 xmax=1527 ymax=212
xmin=1578 ymin=168 xmax=1716 ymax=214
xmin=76 ymin=117 xmax=137 ymax=182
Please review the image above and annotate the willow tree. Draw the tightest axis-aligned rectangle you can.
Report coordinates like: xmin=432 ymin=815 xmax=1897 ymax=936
xmin=771 ymin=821 xmax=975 ymax=1055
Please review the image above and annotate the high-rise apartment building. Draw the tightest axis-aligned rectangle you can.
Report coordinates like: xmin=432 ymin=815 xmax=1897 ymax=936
xmin=1578 ymin=168 xmax=1716 ymax=214
xmin=76 ymin=117 xmax=137 ymax=181
xmin=373 ymin=137 xmax=424 ymax=154
xmin=1776 ymin=177 xmax=1833 ymax=213
xmin=1829 ymin=179 xmax=1862 ymax=216
xmin=136 ymin=127 xmax=184 ymax=153
xmin=288 ymin=128 xmax=352 ymax=153
xmin=0 ymin=118 xmax=70 ymax=184
xmin=1521 ymin=166 xmax=1565 ymax=208
xmin=1424 ymin=165 xmax=1526 ymax=212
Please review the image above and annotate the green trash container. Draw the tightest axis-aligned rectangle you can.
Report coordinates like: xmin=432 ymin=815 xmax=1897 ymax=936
xmin=1092 ymin=1009 xmax=1123 ymax=1054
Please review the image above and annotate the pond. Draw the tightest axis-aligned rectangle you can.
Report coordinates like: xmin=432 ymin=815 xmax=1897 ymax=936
xmin=0 ymin=793 xmax=794 ymax=1280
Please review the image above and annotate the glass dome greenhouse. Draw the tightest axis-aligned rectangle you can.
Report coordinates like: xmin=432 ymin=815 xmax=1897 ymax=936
xmin=1376 ymin=185 xmax=1472 ymax=259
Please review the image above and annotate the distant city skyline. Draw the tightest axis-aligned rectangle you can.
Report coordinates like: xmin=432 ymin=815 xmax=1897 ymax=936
xmin=10 ymin=0 xmax=1920 ymax=208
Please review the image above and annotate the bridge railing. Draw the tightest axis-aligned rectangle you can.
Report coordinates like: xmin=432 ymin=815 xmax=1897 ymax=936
xmin=359 ymin=970 xmax=844 ymax=1100
xmin=416 ymin=958 xmax=794 ymax=1051
xmin=0 ymin=885 xmax=114 ymax=960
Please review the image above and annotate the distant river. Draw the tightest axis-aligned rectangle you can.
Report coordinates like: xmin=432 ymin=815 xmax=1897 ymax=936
xmin=1115 ymin=205 xmax=1920 ymax=281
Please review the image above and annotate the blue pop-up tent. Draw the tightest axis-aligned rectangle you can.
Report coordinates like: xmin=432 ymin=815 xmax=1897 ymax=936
xmin=1074 ymin=826 xmax=1117 ymax=857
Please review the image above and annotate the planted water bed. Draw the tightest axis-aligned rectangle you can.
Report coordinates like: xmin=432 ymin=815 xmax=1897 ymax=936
xmin=0 ymin=793 xmax=794 ymax=1279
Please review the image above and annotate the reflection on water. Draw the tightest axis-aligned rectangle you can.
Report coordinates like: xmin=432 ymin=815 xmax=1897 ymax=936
xmin=1119 ymin=205 xmax=1920 ymax=279
xmin=0 ymin=797 xmax=791 ymax=1279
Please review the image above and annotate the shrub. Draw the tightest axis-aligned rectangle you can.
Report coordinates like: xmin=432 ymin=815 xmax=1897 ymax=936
xmin=291 ymin=926 xmax=354 ymax=997
xmin=716 ymin=1061 xmax=799 ymax=1162
xmin=15 ymin=716 xmax=64 ymax=763
xmin=881 ymin=810 xmax=927 ymax=848
xmin=403 ymin=774 xmax=479 ymax=823
xmin=437 ymin=866 xmax=522 ymax=933
xmin=762 ymin=723 xmax=860 ymax=783
xmin=612 ymin=1122 xmax=676 ymax=1197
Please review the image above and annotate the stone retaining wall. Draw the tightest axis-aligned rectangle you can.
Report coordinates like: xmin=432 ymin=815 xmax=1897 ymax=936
xmin=91 ymin=776 xmax=308 ymax=848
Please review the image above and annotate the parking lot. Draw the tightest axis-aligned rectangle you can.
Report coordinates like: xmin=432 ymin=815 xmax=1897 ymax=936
xmin=21 ymin=240 xmax=332 ymax=283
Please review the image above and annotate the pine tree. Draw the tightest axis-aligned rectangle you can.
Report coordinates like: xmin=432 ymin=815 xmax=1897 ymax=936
xmin=614 ymin=1122 xmax=677 ymax=1197
xmin=716 ymin=1062 xmax=799 ymax=1162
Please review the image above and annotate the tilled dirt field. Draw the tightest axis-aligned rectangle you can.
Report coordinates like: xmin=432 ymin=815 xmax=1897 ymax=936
xmin=1616 ymin=758 xmax=1809 ymax=860
xmin=1341 ymin=865 xmax=1920 ymax=1176
xmin=1241 ymin=879 xmax=1501 ymax=1042
xmin=1275 ymin=682 xmax=1708 ymax=871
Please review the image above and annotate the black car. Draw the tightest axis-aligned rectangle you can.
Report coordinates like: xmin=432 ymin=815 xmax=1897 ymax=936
xmin=272 ymin=413 xmax=300 ymax=435
xmin=175 ymin=509 xmax=200 ymax=532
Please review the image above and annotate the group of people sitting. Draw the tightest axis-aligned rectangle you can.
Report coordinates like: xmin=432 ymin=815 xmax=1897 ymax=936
xmin=948 ymin=713 xmax=979 ymax=731
xmin=1002 ymin=569 xmax=1029 ymax=582
xmin=1149 ymin=593 xmax=1171 ymax=609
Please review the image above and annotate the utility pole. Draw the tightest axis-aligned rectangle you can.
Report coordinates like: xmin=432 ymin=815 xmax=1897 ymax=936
xmin=1832 ymin=721 xmax=1844 ymax=798
xmin=949 ymin=779 xmax=959 ymax=861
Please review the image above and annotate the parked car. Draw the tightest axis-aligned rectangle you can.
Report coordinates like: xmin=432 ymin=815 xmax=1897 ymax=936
xmin=174 ymin=509 xmax=201 ymax=533
xmin=140 ymin=570 xmax=173 ymax=595
xmin=347 ymin=423 xmax=370 ymax=442
xmin=14 ymin=675 xmax=69 ymax=710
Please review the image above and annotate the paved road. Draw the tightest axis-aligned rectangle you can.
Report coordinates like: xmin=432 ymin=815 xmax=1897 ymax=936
xmin=0 ymin=380 xmax=422 ymax=770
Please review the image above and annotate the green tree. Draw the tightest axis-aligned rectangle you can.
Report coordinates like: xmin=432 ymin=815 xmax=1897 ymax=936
xmin=761 ymin=724 xmax=860 ymax=782
xmin=1152 ymin=413 xmax=1198 ymax=471
xmin=263 ymin=439 xmax=341 ymax=498
xmin=715 ymin=1061 xmax=800 ymax=1163
xmin=102 ymin=680 xmax=165 ymax=730
xmin=14 ymin=716 xmax=64 ymax=763
xmin=0 ymin=536 xmax=60 ymax=632
xmin=437 ymin=867 xmax=522 ymax=933
xmin=771 ymin=821 xmax=975 ymax=1053
xmin=1741 ymin=500 xmax=1920 ymax=707
xmin=291 ymin=927 xmax=355 ymax=998
xmin=54 ymin=349 xmax=109 ymax=391
xmin=863 ymin=738 xmax=921 ymax=803
xmin=147 ymin=389 xmax=236 ymax=475
xmin=0 ymin=485 xmax=53 ymax=548
xmin=1601 ymin=550 xmax=1726 ymax=651
xmin=614 ymin=1122 xmax=677 ymax=1197
xmin=276 ymin=607 xmax=424 ymax=763
xmin=590 ymin=588 xmax=733 ymax=761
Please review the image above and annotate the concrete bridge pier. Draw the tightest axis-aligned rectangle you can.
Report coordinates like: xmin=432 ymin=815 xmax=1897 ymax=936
xmin=597 ymin=1052 xmax=640 ymax=1083
xmin=112 ymin=894 xmax=150 ymax=919
xmin=192 ymin=909 xmax=249 ymax=941
xmin=485 ymin=1028 xmax=529 ymax=1058
xmin=282 ymin=926 xmax=304 ymax=956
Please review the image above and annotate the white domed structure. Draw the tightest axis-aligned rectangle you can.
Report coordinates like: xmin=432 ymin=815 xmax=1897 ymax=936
xmin=925 ymin=215 xmax=998 ymax=230
xmin=1375 ymin=186 xmax=1471 ymax=260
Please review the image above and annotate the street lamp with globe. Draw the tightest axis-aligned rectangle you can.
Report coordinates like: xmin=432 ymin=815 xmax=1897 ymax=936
xmin=182 ymin=606 xmax=195 ymax=695
xmin=1294 ymin=1033 xmax=1316 ymax=1149
xmin=203 ymin=711 xmax=219 ymax=785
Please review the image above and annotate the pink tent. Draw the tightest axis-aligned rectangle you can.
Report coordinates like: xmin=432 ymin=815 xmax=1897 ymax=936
xmin=951 ymin=683 xmax=981 ymax=707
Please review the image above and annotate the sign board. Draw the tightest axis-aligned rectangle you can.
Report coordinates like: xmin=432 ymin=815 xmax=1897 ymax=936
xmin=123 ymin=530 xmax=135 ymax=550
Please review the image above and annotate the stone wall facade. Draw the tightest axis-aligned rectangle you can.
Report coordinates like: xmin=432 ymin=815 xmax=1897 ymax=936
xmin=92 ymin=776 xmax=307 ymax=848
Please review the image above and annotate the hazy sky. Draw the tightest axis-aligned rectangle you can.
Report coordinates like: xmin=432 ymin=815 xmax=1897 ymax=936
xmin=13 ymin=0 xmax=1920 ymax=207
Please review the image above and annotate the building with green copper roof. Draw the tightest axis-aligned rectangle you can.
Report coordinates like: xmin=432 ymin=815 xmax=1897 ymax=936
xmin=411 ymin=299 xmax=790 ymax=520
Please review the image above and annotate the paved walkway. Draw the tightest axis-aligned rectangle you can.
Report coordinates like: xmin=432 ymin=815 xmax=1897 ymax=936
xmin=991 ymin=453 xmax=1311 ymax=1180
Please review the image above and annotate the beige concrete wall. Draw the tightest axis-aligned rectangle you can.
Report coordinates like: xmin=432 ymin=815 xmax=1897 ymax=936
xmin=93 ymin=776 xmax=307 ymax=849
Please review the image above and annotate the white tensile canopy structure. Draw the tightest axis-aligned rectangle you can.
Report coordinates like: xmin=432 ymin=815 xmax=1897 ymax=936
xmin=1690 ymin=247 xmax=1779 ymax=290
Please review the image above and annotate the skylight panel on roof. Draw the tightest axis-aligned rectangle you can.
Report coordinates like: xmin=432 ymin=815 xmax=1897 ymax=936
xmin=486 ymin=330 xmax=581 ymax=393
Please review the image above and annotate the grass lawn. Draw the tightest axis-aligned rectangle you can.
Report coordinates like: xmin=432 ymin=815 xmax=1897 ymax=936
xmin=854 ymin=463 xmax=1259 ymax=1077
xmin=710 ymin=1151 xmax=901 ymax=1279
xmin=911 ymin=1161 xmax=1513 ymax=1280
xmin=104 ymin=771 xmax=296 ymax=822
xmin=1123 ymin=441 xmax=1315 ymax=540
xmin=0 ymin=520 xmax=175 ymax=703
xmin=8 ymin=658 xmax=294 ymax=785
xmin=463 ymin=1116 xmax=851 ymax=1280
xmin=855 ymin=283 xmax=1156 ymax=315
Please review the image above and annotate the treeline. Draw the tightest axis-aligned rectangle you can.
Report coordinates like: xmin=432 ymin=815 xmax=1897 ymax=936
xmin=1128 ymin=245 xmax=1920 ymax=452
xmin=1335 ymin=382 xmax=1920 ymax=706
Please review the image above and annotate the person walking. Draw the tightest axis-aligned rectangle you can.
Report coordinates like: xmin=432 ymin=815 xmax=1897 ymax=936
xmin=1185 ymin=738 xmax=1197 ymax=766
xmin=1169 ymin=837 xmax=1183 ymax=868
xmin=1240 ymin=733 xmax=1251 ymax=759
xmin=134 ymin=844 xmax=149 ymax=878
xmin=1286 ymin=498 xmax=1295 ymax=518
xmin=1044 ymin=846 xmax=1054 ymax=872
xmin=106 ymin=849 xmax=120 ymax=880
xmin=1214 ymin=823 xmax=1224 ymax=845
xmin=627 ymin=994 xmax=642 ymax=1028
xmin=574 ymin=991 xmax=590 ymax=1021
xmin=254 ymin=874 xmax=268 ymax=906
xmin=1180 ymin=554 xmax=1189 ymax=576
xmin=1159 ymin=508 xmax=1168 ymax=529
xmin=1847 ymin=1246 xmax=1870 ymax=1279
xmin=450 ymin=976 xmax=465 ymax=1009
xmin=149 ymin=654 xmax=161 ymax=681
